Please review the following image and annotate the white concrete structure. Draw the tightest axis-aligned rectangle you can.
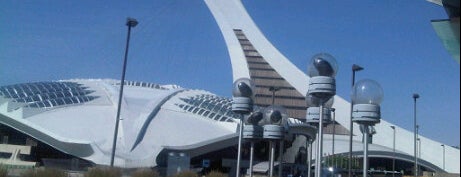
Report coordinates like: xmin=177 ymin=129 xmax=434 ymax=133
xmin=0 ymin=0 xmax=459 ymax=174
xmin=0 ymin=79 xmax=240 ymax=168
xmin=205 ymin=0 xmax=459 ymax=173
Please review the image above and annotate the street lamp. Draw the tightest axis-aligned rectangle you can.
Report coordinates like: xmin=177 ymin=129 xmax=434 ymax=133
xmin=441 ymin=144 xmax=445 ymax=171
xmin=263 ymin=105 xmax=287 ymax=177
xmin=243 ymin=110 xmax=264 ymax=177
xmin=413 ymin=93 xmax=420 ymax=177
xmin=349 ymin=64 xmax=364 ymax=177
xmin=352 ymin=79 xmax=384 ymax=177
xmin=232 ymin=78 xmax=255 ymax=177
xmin=306 ymin=95 xmax=333 ymax=176
xmin=306 ymin=53 xmax=338 ymax=177
xmin=110 ymin=17 xmax=138 ymax=167
xmin=390 ymin=126 xmax=396 ymax=177
xmin=269 ymin=86 xmax=281 ymax=105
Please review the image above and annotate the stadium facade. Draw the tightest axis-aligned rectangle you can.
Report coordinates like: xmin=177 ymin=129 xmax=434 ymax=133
xmin=0 ymin=0 xmax=459 ymax=175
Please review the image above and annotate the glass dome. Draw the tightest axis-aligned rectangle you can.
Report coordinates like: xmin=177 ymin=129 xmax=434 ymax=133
xmin=351 ymin=79 xmax=384 ymax=105
xmin=232 ymin=78 xmax=254 ymax=97
xmin=263 ymin=105 xmax=288 ymax=124
xmin=246 ymin=110 xmax=264 ymax=124
xmin=307 ymin=53 xmax=338 ymax=77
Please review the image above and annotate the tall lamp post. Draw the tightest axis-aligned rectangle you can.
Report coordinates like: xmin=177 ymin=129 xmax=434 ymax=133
xmin=349 ymin=64 xmax=364 ymax=177
xmin=110 ymin=17 xmax=138 ymax=167
xmin=352 ymin=79 xmax=384 ymax=177
xmin=268 ymin=86 xmax=283 ymax=177
xmin=390 ymin=126 xmax=396 ymax=177
xmin=243 ymin=110 xmax=264 ymax=177
xmin=417 ymin=138 xmax=421 ymax=158
xmin=306 ymin=53 xmax=338 ymax=177
xmin=331 ymin=108 xmax=336 ymax=167
xmin=413 ymin=93 xmax=420 ymax=177
xmin=306 ymin=95 xmax=333 ymax=177
xmin=269 ymin=87 xmax=281 ymax=105
xmin=441 ymin=144 xmax=445 ymax=171
xmin=232 ymin=78 xmax=255 ymax=177
xmin=263 ymin=105 xmax=287 ymax=177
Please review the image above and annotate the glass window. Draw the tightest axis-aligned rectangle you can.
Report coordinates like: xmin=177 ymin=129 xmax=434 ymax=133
xmin=48 ymin=100 xmax=57 ymax=107
xmin=64 ymin=91 xmax=73 ymax=97
xmin=43 ymin=101 xmax=51 ymax=108
xmin=25 ymin=97 xmax=34 ymax=103
xmin=71 ymin=97 xmax=80 ymax=104
xmin=219 ymin=117 xmax=228 ymax=122
xmin=198 ymin=109 xmax=205 ymax=115
xmin=208 ymin=113 xmax=216 ymax=119
xmin=64 ymin=97 xmax=73 ymax=104
xmin=193 ymin=108 xmax=200 ymax=114
xmin=55 ymin=92 xmax=64 ymax=98
xmin=55 ymin=99 xmax=65 ymax=105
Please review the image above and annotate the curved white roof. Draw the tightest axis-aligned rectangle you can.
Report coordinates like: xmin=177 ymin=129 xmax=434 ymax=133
xmin=0 ymin=79 xmax=239 ymax=168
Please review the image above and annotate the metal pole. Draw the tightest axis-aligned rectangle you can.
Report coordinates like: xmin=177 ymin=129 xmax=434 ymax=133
xmin=391 ymin=126 xmax=395 ymax=177
xmin=349 ymin=64 xmax=363 ymax=177
xmin=413 ymin=94 xmax=419 ymax=177
xmin=270 ymin=141 xmax=275 ymax=177
xmin=236 ymin=117 xmax=244 ymax=177
xmin=279 ymin=140 xmax=283 ymax=177
xmin=308 ymin=138 xmax=312 ymax=177
xmin=363 ymin=126 xmax=369 ymax=177
xmin=269 ymin=87 xmax=280 ymax=105
xmin=110 ymin=18 xmax=138 ymax=167
xmin=416 ymin=125 xmax=420 ymax=173
xmin=332 ymin=108 xmax=336 ymax=168
xmin=249 ymin=141 xmax=254 ymax=177
xmin=316 ymin=101 xmax=324 ymax=177
xmin=268 ymin=86 xmax=280 ymax=177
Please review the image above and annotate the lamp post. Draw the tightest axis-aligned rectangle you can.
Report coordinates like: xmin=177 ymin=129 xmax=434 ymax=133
xmin=390 ymin=126 xmax=396 ymax=177
xmin=413 ymin=93 xmax=420 ymax=177
xmin=268 ymin=86 xmax=283 ymax=177
xmin=349 ymin=64 xmax=363 ymax=177
xmin=306 ymin=53 xmax=338 ymax=177
xmin=331 ymin=108 xmax=336 ymax=168
xmin=306 ymin=96 xmax=333 ymax=177
xmin=417 ymin=138 xmax=421 ymax=158
xmin=416 ymin=124 xmax=420 ymax=171
xmin=232 ymin=78 xmax=255 ymax=177
xmin=243 ymin=110 xmax=263 ymax=177
xmin=110 ymin=17 xmax=138 ymax=167
xmin=269 ymin=86 xmax=281 ymax=105
xmin=263 ymin=105 xmax=287 ymax=177
xmin=352 ymin=79 xmax=384 ymax=177
xmin=441 ymin=144 xmax=445 ymax=171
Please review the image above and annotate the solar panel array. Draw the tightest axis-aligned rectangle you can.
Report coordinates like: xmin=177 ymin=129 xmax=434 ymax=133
xmin=176 ymin=94 xmax=239 ymax=123
xmin=0 ymin=81 xmax=97 ymax=109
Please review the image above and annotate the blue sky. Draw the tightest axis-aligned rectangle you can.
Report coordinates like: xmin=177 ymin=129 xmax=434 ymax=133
xmin=1 ymin=0 xmax=459 ymax=146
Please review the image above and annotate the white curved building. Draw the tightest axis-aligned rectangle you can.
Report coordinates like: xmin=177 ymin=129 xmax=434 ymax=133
xmin=0 ymin=0 xmax=459 ymax=175
xmin=0 ymin=79 xmax=241 ymax=168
